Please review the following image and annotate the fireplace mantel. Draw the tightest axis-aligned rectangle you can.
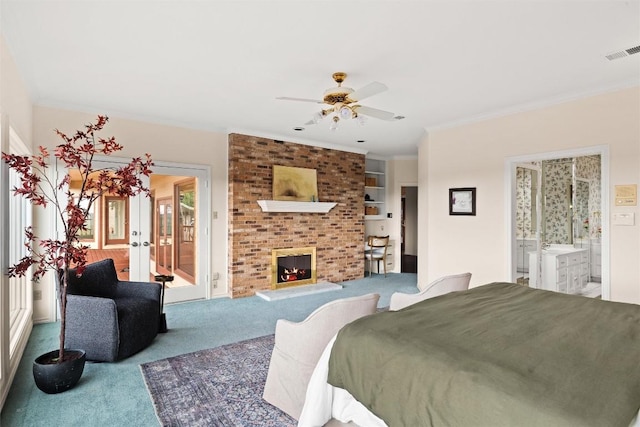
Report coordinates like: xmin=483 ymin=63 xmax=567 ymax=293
xmin=257 ymin=200 xmax=337 ymax=213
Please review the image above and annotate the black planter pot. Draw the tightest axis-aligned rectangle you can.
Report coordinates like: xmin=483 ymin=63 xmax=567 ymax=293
xmin=33 ymin=349 xmax=86 ymax=394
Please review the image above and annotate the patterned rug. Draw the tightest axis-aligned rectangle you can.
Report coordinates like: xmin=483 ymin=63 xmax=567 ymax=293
xmin=140 ymin=335 xmax=296 ymax=427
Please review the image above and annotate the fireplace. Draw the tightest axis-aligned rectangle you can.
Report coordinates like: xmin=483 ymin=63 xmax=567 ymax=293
xmin=271 ymin=247 xmax=317 ymax=289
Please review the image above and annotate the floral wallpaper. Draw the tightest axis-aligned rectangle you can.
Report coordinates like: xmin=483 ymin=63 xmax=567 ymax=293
xmin=542 ymin=158 xmax=573 ymax=244
xmin=516 ymin=165 xmax=538 ymax=239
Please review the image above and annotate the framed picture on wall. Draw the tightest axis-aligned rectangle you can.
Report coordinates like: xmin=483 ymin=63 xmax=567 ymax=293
xmin=449 ymin=187 xmax=476 ymax=216
xmin=272 ymin=165 xmax=318 ymax=202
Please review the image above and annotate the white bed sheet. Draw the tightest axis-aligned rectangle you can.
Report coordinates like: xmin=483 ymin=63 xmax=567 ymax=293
xmin=298 ymin=335 xmax=387 ymax=427
xmin=297 ymin=336 xmax=640 ymax=427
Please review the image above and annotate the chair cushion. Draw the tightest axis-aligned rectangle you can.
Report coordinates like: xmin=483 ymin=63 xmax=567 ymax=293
xmin=68 ymin=258 xmax=119 ymax=298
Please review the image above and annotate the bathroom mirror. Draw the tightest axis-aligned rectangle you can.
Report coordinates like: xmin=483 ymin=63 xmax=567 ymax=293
xmin=574 ymin=178 xmax=590 ymax=242
xmin=514 ymin=164 xmax=540 ymax=285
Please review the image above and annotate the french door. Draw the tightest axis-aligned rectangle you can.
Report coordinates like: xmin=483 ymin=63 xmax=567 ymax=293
xmin=88 ymin=159 xmax=210 ymax=303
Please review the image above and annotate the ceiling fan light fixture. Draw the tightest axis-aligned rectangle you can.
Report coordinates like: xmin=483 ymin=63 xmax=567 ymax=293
xmin=339 ymin=105 xmax=353 ymax=120
xmin=279 ymin=72 xmax=395 ymax=130
xmin=312 ymin=111 xmax=324 ymax=124
xmin=329 ymin=116 xmax=339 ymax=131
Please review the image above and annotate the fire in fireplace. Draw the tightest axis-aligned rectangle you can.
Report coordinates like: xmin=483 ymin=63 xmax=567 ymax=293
xmin=271 ymin=247 xmax=317 ymax=289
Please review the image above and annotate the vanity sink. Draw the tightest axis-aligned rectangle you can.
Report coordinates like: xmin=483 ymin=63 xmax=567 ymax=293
xmin=542 ymin=249 xmax=574 ymax=255
xmin=541 ymin=245 xmax=581 ymax=255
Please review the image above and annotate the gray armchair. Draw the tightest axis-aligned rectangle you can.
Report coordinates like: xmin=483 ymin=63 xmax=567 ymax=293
xmin=65 ymin=258 xmax=162 ymax=362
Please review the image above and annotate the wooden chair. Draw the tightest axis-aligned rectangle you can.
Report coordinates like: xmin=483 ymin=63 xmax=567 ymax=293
xmin=365 ymin=235 xmax=389 ymax=277
xmin=389 ymin=272 xmax=472 ymax=311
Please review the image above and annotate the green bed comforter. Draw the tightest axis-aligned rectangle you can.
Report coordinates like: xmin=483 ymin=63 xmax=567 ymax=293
xmin=327 ymin=282 xmax=640 ymax=427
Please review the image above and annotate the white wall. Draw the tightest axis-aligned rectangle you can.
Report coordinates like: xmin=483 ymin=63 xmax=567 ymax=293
xmin=32 ymin=106 xmax=229 ymax=320
xmin=419 ymin=87 xmax=640 ymax=304
xmin=0 ymin=37 xmax=32 ymax=144
xmin=0 ymin=34 xmax=34 ymax=411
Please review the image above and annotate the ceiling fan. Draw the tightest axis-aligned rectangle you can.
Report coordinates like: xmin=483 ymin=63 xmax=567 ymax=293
xmin=277 ymin=72 xmax=397 ymax=130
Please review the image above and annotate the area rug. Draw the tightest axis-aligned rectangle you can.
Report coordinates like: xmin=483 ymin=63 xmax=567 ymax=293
xmin=140 ymin=335 xmax=296 ymax=427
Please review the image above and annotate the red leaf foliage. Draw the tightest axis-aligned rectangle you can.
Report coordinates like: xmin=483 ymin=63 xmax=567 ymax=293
xmin=2 ymin=116 xmax=153 ymax=360
xmin=3 ymin=115 xmax=153 ymax=277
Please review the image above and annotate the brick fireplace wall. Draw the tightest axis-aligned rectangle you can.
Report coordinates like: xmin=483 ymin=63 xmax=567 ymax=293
xmin=228 ymin=133 xmax=365 ymax=298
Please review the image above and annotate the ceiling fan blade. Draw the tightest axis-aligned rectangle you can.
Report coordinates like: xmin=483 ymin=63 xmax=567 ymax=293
xmin=347 ymin=81 xmax=388 ymax=102
xmin=276 ymin=96 xmax=324 ymax=104
xmin=354 ymin=105 xmax=395 ymax=121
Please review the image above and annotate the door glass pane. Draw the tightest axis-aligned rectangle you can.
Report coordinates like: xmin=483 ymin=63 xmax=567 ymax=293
xmin=107 ymin=198 xmax=127 ymax=241
xmin=149 ymin=194 xmax=155 ymax=259
xmin=156 ymin=198 xmax=173 ymax=274
xmin=150 ymin=175 xmax=198 ymax=289
xmin=75 ymin=197 xmax=95 ymax=240
xmin=177 ymin=179 xmax=196 ymax=279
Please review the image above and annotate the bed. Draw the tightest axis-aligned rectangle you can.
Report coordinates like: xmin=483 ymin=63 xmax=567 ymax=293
xmin=298 ymin=282 xmax=640 ymax=427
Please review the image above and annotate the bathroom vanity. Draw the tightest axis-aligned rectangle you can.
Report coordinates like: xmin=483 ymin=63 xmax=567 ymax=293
xmin=529 ymin=246 xmax=589 ymax=294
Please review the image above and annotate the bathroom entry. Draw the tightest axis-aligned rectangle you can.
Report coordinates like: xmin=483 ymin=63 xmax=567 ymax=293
xmin=513 ymin=155 xmax=602 ymax=296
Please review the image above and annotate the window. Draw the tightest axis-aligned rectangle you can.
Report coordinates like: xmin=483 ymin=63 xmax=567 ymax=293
xmin=6 ymin=127 xmax=33 ymax=358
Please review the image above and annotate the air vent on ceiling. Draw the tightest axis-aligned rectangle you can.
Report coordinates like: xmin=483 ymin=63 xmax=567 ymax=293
xmin=606 ymin=45 xmax=640 ymax=61
xmin=627 ymin=45 xmax=640 ymax=55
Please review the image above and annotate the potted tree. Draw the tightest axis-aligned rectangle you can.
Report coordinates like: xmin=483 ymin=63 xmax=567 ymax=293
xmin=2 ymin=115 xmax=153 ymax=393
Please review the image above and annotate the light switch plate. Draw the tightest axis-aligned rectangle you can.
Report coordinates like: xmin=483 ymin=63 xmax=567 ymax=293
xmin=612 ymin=212 xmax=635 ymax=226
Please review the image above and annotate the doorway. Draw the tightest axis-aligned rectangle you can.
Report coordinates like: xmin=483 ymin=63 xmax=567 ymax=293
xmin=401 ymin=186 xmax=418 ymax=273
xmin=80 ymin=159 xmax=211 ymax=303
xmin=507 ymin=146 xmax=609 ymax=300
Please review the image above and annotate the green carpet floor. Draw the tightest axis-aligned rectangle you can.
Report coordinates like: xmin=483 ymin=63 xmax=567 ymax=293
xmin=1 ymin=273 xmax=417 ymax=426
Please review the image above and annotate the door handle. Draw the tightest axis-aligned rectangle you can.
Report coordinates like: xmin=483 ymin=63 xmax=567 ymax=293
xmin=143 ymin=242 xmax=150 ymax=247
xmin=131 ymin=242 xmax=139 ymax=247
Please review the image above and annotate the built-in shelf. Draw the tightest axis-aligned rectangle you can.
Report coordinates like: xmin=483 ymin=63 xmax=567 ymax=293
xmin=257 ymin=200 xmax=337 ymax=213
xmin=365 ymin=158 xmax=386 ymax=219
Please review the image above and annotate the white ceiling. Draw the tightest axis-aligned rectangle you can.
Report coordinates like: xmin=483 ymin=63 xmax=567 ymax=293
xmin=2 ymin=1 xmax=639 ymax=157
